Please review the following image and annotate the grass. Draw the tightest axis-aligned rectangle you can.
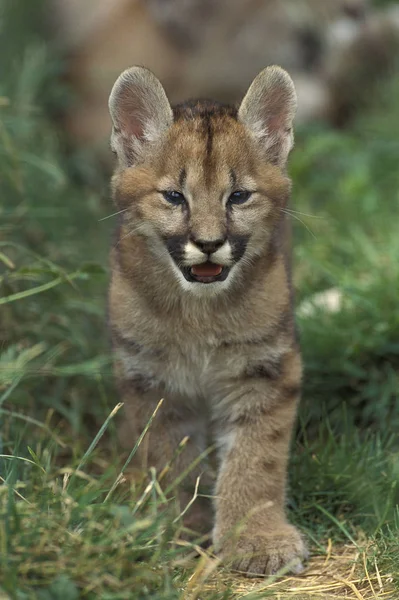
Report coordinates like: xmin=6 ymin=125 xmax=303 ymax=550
xmin=1 ymin=0 xmax=399 ymax=597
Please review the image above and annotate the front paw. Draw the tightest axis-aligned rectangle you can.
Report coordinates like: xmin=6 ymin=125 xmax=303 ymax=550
xmin=216 ymin=523 xmax=308 ymax=577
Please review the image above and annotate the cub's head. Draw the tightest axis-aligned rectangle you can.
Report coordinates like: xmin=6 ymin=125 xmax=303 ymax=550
xmin=109 ymin=66 xmax=296 ymax=294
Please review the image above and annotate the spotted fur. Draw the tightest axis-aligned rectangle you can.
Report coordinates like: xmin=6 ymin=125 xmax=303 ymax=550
xmin=108 ymin=66 xmax=307 ymax=576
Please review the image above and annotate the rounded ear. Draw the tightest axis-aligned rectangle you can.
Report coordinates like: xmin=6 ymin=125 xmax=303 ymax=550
xmin=238 ymin=66 xmax=297 ymax=167
xmin=109 ymin=66 xmax=173 ymax=167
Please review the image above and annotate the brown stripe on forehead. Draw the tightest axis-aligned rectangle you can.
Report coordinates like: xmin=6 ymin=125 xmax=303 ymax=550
xmin=172 ymin=100 xmax=238 ymax=121
xmin=229 ymin=168 xmax=237 ymax=189
xmin=171 ymin=101 xmax=240 ymax=190
xmin=203 ymin=113 xmax=214 ymax=187
xmin=179 ymin=167 xmax=187 ymax=189
xmin=205 ymin=114 xmax=213 ymax=160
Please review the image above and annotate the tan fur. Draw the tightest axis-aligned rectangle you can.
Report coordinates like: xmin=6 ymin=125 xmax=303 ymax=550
xmin=108 ymin=66 xmax=307 ymax=575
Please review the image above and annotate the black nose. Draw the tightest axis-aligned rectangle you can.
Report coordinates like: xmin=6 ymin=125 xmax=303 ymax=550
xmin=192 ymin=237 xmax=226 ymax=254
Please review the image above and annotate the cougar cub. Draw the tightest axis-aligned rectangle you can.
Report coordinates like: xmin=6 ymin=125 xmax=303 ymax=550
xmin=108 ymin=65 xmax=307 ymax=576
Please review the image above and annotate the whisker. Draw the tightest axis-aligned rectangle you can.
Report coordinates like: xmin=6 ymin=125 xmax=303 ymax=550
xmin=280 ymin=208 xmax=317 ymax=239
xmin=156 ymin=247 xmax=176 ymax=262
xmin=283 ymin=208 xmax=324 ymax=220
xmin=239 ymin=253 xmax=256 ymax=269
xmin=112 ymin=224 xmax=144 ymax=250
xmin=99 ymin=208 xmax=128 ymax=222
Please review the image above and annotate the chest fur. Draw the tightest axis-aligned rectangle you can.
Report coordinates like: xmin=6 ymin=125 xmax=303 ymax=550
xmin=116 ymin=327 xmax=288 ymax=404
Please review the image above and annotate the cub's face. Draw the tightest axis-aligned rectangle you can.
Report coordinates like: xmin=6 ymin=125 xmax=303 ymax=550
xmin=110 ymin=67 xmax=296 ymax=293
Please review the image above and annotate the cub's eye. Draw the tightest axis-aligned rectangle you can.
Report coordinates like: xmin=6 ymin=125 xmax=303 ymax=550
xmin=162 ymin=190 xmax=186 ymax=206
xmin=228 ymin=190 xmax=252 ymax=205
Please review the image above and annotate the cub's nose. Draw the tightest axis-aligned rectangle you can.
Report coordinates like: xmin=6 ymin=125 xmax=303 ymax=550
xmin=191 ymin=237 xmax=226 ymax=255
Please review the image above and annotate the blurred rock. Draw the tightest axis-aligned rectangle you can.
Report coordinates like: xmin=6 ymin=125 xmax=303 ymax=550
xmin=51 ymin=0 xmax=399 ymax=158
xmin=298 ymin=288 xmax=343 ymax=318
xmin=325 ymin=4 xmax=399 ymax=126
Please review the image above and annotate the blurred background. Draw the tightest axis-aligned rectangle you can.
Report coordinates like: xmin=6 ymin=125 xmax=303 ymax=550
xmin=2 ymin=0 xmax=399 ymax=432
xmin=55 ymin=0 xmax=399 ymax=153
xmin=1 ymin=0 xmax=399 ymax=595
xmin=1 ymin=0 xmax=399 ymax=448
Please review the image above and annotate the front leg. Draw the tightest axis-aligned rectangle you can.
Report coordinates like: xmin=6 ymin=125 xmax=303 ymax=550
xmin=119 ymin=385 xmax=213 ymax=535
xmin=213 ymin=349 xmax=308 ymax=576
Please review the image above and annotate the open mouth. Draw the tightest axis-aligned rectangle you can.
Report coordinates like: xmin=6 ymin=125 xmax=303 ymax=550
xmin=181 ymin=262 xmax=230 ymax=284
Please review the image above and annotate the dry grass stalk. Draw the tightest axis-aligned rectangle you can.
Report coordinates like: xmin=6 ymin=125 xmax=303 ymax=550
xmin=201 ymin=542 xmax=394 ymax=599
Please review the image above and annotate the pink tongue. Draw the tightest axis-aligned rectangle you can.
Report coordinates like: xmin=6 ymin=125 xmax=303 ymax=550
xmin=191 ymin=263 xmax=223 ymax=277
